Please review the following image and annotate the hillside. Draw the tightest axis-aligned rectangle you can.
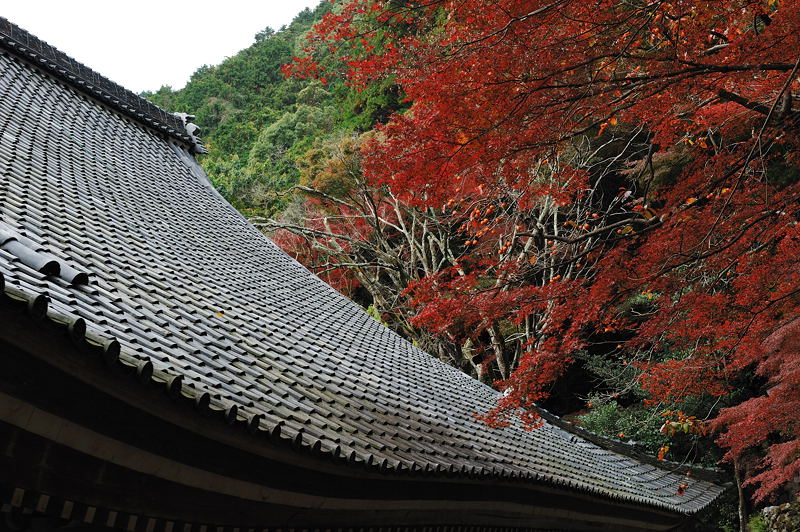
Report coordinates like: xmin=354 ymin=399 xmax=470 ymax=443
xmin=144 ymin=1 xmax=402 ymax=216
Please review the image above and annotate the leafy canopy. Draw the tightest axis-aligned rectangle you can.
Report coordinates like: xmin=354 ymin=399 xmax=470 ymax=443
xmin=284 ymin=0 xmax=800 ymax=501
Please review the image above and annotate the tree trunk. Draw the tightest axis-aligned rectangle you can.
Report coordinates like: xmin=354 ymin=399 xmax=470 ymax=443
xmin=488 ymin=322 xmax=509 ymax=380
xmin=735 ymin=461 xmax=748 ymax=532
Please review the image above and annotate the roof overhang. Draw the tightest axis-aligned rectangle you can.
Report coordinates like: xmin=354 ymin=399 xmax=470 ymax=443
xmin=0 ymin=298 xmax=689 ymax=531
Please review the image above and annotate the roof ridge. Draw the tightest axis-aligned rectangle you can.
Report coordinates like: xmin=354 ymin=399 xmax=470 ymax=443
xmin=0 ymin=17 xmax=205 ymax=153
xmin=535 ymin=406 xmax=727 ymax=483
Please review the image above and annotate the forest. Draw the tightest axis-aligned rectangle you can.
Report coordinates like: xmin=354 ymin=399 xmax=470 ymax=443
xmin=145 ymin=1 xmax=800 ymax=529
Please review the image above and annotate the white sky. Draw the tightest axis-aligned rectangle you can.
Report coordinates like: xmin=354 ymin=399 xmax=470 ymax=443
xmin=2 ymin=1 xmax=322 ymax=93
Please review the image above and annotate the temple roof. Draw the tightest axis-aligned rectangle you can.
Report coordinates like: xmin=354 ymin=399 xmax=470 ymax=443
xmin=0 ymin=17 xmax=725 ymax=518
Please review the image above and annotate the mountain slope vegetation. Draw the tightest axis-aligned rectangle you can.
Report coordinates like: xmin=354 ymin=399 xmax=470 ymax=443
xmin=145 ymin=2 xmax=403 ymax=215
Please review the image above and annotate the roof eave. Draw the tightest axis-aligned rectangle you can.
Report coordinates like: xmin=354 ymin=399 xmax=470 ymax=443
xmin=0 ymin=278 xmax=726 ymax=522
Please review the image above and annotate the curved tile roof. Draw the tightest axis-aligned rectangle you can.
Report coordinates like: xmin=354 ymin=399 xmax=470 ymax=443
xmin=0 ymin=24 xmax=725 ymax=516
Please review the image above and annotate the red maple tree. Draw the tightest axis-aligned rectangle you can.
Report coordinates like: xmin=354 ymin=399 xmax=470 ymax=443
xmin=283 ymin=0 xmax=800 ymax=501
